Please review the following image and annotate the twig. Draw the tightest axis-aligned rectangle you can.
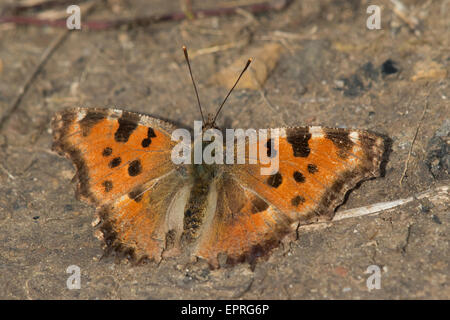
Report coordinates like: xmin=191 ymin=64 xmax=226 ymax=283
xmin=0 ymin=1 xmax=97 ymax=132
xmin=390 ymin=0 xmax=420 ymax=36
xmin=2 ymin=0 xmax=88 ymax=15
xmin=0 ymin=0 xmax=291 ymax=30
xmin=0 ymin=163 xmax=15 ymax=180
xmin=0 ymin=30 xmax=69 ymax=132
xmin=190 ymin=39 xmax=248 ymax=58
xmin=299 ymin=184 xmax=448 ymax=232
xmin=181 ymin=0 xmax=195 ymax=20
xmin=399 ymin=101 xmax=428 ymax=185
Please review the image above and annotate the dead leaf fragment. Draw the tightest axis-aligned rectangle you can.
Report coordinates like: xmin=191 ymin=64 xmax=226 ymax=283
xmin=209 ymin=43 xmax=283 ymax=90
xmin=412 ymin=60 xmax=447 ymax=81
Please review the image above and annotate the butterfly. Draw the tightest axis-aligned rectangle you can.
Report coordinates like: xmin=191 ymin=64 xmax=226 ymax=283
xmin=51 ymin=47 xmax=387 ymax=268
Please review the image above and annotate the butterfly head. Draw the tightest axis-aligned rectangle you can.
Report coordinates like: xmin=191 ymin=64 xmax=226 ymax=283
xmin=202 ymin=113 xmax=220 ymax=131
xmin=183 ymin=46 xmax=252 ymax=131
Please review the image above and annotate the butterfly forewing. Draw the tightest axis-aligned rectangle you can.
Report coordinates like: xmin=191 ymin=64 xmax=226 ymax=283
xmin=52 ymin=107 xmax=190 ymax=261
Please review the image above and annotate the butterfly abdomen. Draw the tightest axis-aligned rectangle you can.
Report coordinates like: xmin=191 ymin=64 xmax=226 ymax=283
xmin=180 ymin=162 xmax=220 ymax=244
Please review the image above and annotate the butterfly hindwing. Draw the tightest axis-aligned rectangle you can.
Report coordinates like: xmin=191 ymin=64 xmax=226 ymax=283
xmin=194 ymin=173 xmax=291 ymax=267
xmin=98 ymin=171 xmax=191 ymax=262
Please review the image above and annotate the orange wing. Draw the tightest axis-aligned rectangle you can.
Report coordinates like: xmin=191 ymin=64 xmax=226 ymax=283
xmin=52 ymin=108 xmax=189 ymax=262
xmin=194 ymin=173 xmax=290 ymax=267
xmin=194 ymin=127 xmax=387 ymax=267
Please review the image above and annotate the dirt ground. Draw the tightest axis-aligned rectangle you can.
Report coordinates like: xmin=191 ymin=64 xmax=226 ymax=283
xmin=0 ymin=0 xmax=448 ymax=299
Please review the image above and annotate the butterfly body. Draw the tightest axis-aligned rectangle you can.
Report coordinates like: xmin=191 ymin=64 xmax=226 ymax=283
xmin=52 ymin=107 xmax=386 ymax=268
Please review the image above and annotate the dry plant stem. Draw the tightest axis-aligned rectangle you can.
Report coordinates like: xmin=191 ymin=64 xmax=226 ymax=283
xmin=0 ymin=2 xmax=97 ymax=132
xmin=0 ymin=0 xmax=291 ymax=30
xmin=0 ymin=163 xmax=15 ymax=180
xmin=190 ymin=40 xmax=248 ymax=58
xmin=399 ymin=101 xmax=428 ymax=185
xmin=390 ymin=0 xmax=420 ymax=35
xmin=0 ymin=30 xmax=69 ymax=132
xmin=2 ymin=0 xmax=88 ymax=15
xmin=299 ymin=184 xmax=448 ymax=232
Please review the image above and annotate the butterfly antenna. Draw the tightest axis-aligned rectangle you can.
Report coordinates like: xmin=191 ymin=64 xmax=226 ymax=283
xmin=183 ymin=46 xmax=205 ymax=124
xmin=213 ymin=58 xmax=252 ymax=124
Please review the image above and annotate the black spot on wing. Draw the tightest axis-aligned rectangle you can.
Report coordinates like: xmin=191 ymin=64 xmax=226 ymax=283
xmin=250 ymin=197 xmax=269 ymax=214
xmin=291 ymin=195 xmax=305 ymax=207
xmin=128 ymin=160 xmax=142 ymax=176
xmin=109 ymin=157 xmax=121 ymax=168
xmin=307 ymin=163 xmax=318 ymax=174
xmin=79 ymin=111 xmax=106 ymax=136
xmin=141 ymin=139 xmax=151 ymax=148
xmin=102 ymin=147 xmax=112 ymax=157
xmin=265 ymin=139 xmax=277 ymax=158
xmin=324 ymin=129 xmax=354 ymax=159
xmin=102 ymin=180 xmax=113 ymax=192
xmin=141 ymin=127 xmax=157 ymax=148
xmin=266 ymin=172 xmax=282 ymax=188
xmin=293 ymin=171 xmax=305 ymax=183
xmin=128 ymin=188 xmax=144 ymax=202
xmin=286 ymin=128 xmax=311 ymax=157
xmin=114 ymin=112 xmax=140 ymax=143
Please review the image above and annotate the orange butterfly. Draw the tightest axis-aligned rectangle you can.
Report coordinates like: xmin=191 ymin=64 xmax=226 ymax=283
xmin=52 ymin=47 xmax=387 ymax=268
